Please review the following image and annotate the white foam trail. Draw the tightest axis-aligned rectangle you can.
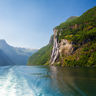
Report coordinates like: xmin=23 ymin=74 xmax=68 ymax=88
xmin=0 ymin=67 xmax=35 ymax=96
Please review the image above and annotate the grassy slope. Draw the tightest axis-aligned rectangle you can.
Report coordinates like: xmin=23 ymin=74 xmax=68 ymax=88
xmin=56 ymin=6 xmax=96 ymax=44
xmin=28 ymin=44 xmax=52 ymax=65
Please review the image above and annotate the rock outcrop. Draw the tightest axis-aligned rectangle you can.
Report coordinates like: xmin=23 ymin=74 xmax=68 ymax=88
xmin=50 ymin=28 xmax=74 ymax=65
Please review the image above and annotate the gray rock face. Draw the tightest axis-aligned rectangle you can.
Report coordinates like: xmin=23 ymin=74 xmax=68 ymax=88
xmin=50 ymin=29 xmax=74 ymax=65
xmin=59 ymin=39 xmax=73 ymax=56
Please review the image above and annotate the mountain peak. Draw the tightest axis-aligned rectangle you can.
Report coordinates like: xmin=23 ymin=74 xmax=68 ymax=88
xmin=0 ymin=39 xmax=7 ymax=44
xmin=0 ymin=39 xmax=9 ymax=48
xmin=66 ymin=16 xmax=79 ymax=22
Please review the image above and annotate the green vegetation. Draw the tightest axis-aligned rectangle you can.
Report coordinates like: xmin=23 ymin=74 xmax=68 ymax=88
xmin=56 ymin=6 xmax=96 ymax=43
xmin=28 ymin=44 xmax=52 ymax=65
xmin=55 ymin=6 xmax=96 ymax=67
xmin=66 ymin=16 xmax=79 ymax=22
xmin=57 ymin=41 xmax=96 ymax=67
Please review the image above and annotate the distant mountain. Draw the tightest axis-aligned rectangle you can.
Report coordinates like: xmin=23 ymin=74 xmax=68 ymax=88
xmin=0 ymin=40 xmax=38 ymax=65
xmin=0 ymin=49 xmax=14 ymax=66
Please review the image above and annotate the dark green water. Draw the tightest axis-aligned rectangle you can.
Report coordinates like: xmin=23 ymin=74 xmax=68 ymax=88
xmin=50 ymin=66 xmax=96 ymax=96
xmin=0 ymin=66 xmax=96 ymax=96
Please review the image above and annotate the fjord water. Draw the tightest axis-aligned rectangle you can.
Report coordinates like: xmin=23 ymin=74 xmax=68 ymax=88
xmin=0 ymin=66 xmax=96 ymax=96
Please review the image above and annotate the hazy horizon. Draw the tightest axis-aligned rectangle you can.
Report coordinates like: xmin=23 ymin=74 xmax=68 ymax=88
xmin=0 ymin=0 xmax=96 ymax=49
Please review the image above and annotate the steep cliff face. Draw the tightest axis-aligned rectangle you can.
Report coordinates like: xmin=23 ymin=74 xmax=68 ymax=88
xmin=50 ymin=29 xmax=74 ymax=65
xmin=50 ymin=6 xmax=96 ymax=67
xmin=59 ymin=39 xmax=74 ymax=56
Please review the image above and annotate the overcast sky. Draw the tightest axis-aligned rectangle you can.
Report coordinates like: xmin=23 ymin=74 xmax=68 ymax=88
xmin=0 ymin=0 xmax=96 ymax=49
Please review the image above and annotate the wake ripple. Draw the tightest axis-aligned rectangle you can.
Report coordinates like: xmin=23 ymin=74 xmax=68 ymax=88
xmin=0 ymin=66 xmax=34 ymax=96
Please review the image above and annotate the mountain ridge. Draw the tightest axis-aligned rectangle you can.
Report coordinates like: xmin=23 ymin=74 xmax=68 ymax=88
xmin=0 ymin=39 xmax=38 ymax=65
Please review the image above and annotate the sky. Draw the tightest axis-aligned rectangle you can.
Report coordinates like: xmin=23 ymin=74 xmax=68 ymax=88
xmin=0 ymin=0 xmax=96 ymax=49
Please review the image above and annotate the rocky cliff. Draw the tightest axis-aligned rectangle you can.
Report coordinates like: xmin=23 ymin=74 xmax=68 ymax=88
xmin=50 ymin=6 xmax=96 ymax=67
xmin=50 ymin=29 xmax=74 ymax=65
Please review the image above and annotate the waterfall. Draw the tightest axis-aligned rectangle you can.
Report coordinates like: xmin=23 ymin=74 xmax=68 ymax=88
xmin=50 ymin=29 xmax=59 ymax=65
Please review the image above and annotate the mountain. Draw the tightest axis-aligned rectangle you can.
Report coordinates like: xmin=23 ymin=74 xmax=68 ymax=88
xmin=28 ymin=36 xmax=53 ymax=65
xmin=0 ymin=40 xmax=38 ymax=65
xmin=28 ymin=44 xmax=52 ymax=65
xmin=0 ymin=49 xmax=14 ymax=66
xmin=28 ymin=6 xmax=96 ymax=67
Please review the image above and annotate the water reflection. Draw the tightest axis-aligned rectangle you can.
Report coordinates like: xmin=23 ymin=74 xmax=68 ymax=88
xmin=49 ymin=66 xmax=96 ymax=96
